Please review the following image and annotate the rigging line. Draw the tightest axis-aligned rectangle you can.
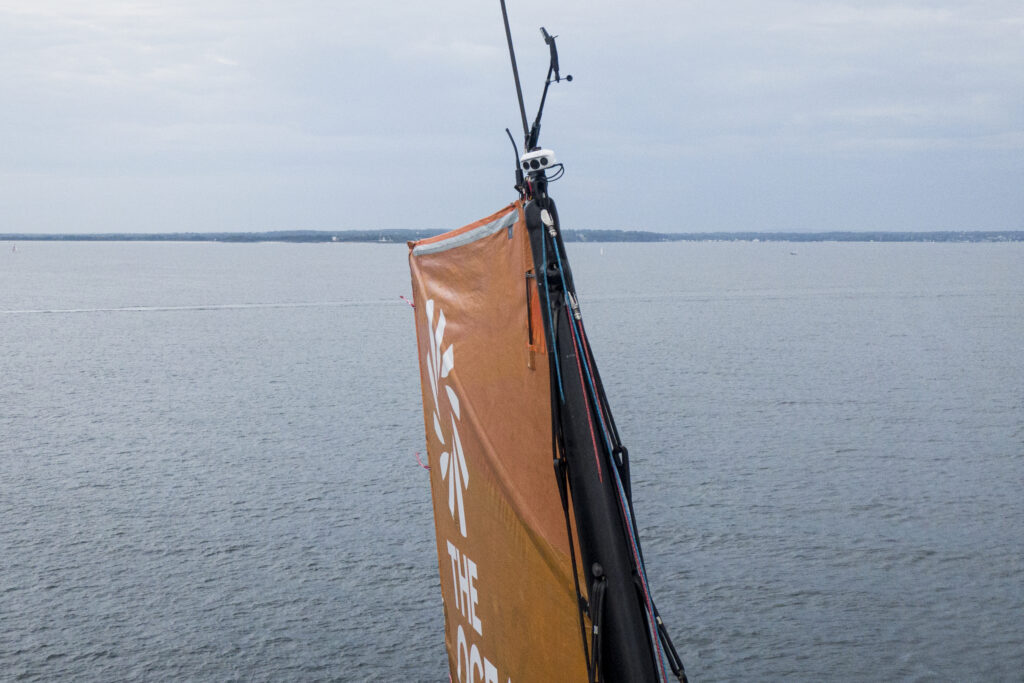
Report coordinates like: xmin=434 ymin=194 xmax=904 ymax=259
xmin=607 ymin=459 xmax=669 ymax=681
xmin=541 ymin=216 xmax=589 ymax=675
xmin=544 ymin=208 xmax=602 ymax=480
xmin=543 ymin=216 xmax=613 ymax=455
xmin=550 ymin=236 xmax=633 ymax=508
xmin=613 ymin=491 xmax=668 ymax=680
xmin=567 ymin=309 xmax=604 ymax=483
xmin=577 ymin=326 xmax=646 ymax=560
xmin=548 ymin=226 xmax=668 ymax=679
xmin=553 ymin=245 xmax=667 ymax=679
xmin=576 ymin=318 xmax=667 ymax=680
xmin=576 ymin=321 xmax=622 ymax=446
xmin=537 ymin=219 xmax=590 ymax=671
xmin=547 ymin=335 xmax=592 ymax=675
xmin=654 ymin=608 xmax=688 ymax=681
xmin=588 ymin=570 xmax=607 ymax=683
xmin=577 ymin=320 xmax=643 ymax=542
xmin=540 ymin=226 xmax=565 ymax=401
xmin=570 ymin=306 xmax=669 ymax=677
xmin=568 ymin=313 xmax=614 ymax=455
xmin=554 ymin=448 xmax=593 ymax=678
xmin=577 ymin=332 xmax=647 ymax=589
xmin=550 ymin=234 xmax=614 ymax=456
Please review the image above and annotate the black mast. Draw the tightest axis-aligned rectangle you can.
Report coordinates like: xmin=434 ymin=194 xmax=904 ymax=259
xmin=496 ymin=3 xmax=687 ymax=682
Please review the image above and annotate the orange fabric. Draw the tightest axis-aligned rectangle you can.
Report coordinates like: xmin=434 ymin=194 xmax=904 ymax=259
xmin=410 ymin=202 xmax=588 ymax=681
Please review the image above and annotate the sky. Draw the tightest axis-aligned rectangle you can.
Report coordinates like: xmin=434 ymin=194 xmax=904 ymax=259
xmin=1 ymin=0 xmax=1022 ymax=234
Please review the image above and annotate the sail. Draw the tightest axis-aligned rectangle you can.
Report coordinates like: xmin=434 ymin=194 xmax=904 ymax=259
xmin=409 ymin=7 xmax=688 ymax=678
xmin=409 ymin=202 xmax=590 ymax=681
xmin=410 ymin=198 xmax=686 ymax=682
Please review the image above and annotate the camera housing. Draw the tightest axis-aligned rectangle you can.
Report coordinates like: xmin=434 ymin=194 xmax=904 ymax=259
xmin=520 ymin=148 xmax=557 ymax=174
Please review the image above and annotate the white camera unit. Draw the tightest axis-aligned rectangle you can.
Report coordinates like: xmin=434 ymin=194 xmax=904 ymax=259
xmin=520 ymin=148 xmax=557 ymax=173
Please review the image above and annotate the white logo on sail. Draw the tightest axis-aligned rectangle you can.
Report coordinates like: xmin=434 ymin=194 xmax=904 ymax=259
xmin=425 ymin=299 xmax=469 ymax=537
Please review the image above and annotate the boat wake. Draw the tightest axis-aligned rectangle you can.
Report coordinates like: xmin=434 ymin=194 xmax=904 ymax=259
xmin=0 ymin=300 xmax=393 ymax=315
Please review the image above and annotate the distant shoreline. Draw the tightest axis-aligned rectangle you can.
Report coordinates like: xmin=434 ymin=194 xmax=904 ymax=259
xmin=2 ymin=229 xmax=1022 ymax=243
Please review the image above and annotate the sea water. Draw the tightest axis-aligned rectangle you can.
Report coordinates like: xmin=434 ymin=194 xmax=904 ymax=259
xmin=1 ymin=240 xmax=1021 ymax=681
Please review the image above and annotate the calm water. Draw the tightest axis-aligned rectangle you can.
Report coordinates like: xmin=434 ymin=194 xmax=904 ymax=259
xmin=1 ymin=240 xmax=1021 ymax=681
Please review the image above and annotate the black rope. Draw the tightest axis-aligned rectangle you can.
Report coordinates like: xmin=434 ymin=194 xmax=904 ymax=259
xmin=575 ymin=307 xmax=648 ymax=553
xmin=588 ymin=564 xmax=607 ymax=683
xmin=576 ymin=323 xmax=622 ymax=445
xmin=656 ymin=609 xmax=688 ymax=683
xmin=554 ymin=448 xmax=592 ymax=679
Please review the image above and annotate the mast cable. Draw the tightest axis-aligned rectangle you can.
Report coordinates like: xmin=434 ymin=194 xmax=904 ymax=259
xmin=539 ymin=223 xmax=564 ymax=401
xmin=548 ymin=224 xmax=670 ymax=679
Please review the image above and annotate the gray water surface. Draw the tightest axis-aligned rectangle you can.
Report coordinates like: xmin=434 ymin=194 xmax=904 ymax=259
xmin=2 ymin=241 xmax=1022 ymax=681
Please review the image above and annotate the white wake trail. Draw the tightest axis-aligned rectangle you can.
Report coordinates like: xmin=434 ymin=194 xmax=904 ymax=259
xmin=0 ymin=300 xmax=396 ymax=315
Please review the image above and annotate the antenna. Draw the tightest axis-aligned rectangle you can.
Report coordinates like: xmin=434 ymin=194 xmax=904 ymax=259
xmin=525 ymin=27 xmax=571 ymax=151
xmin=498 ymin=2 xmax=572 ymax=154
xmin=498 ymin=2 xmax=572 ymax=197
xmin=540 ymin=27 xmax=560 ymax=80
xmin=499 ymin=0 xmax=530 ymax=145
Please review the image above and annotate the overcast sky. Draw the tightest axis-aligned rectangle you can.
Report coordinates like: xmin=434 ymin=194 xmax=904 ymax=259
xmin=2 ymin=0 xmax=1022 ymax=233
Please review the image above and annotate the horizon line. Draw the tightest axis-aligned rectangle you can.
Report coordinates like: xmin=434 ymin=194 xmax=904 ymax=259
xmin=3 ymin=228 xmax=1023 ymax=244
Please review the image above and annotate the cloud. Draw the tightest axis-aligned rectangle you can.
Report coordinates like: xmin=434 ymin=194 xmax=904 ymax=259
xmin=0 ymin=0 xmax=1021 ymax=232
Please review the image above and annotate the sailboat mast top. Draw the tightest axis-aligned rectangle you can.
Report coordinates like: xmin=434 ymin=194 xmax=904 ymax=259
xmin=499 ymin=0 xmax=530 ymax=147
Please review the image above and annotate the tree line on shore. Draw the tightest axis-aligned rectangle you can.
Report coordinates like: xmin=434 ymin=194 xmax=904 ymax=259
xmin=3 ymin=229 xmax=1022 ymax=243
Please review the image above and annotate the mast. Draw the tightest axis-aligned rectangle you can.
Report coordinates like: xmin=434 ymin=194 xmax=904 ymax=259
xmin=497 ymin=4 xmax=687 ymax=682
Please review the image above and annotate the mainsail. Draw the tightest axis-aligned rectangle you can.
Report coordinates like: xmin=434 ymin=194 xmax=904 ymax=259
xmin=410 ymin=203 xmax=588 ymax=681
xmin=409 ymin=6 xmax=686 ymax=682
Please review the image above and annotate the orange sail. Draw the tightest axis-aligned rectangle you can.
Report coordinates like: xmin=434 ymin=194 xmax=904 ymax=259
xmin=409 ymin=11 xmax=687 ymax=679
xmin=409 ymin=202 xmax=590 ymax=681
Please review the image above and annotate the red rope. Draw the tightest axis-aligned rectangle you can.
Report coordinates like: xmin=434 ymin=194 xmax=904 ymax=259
xmin=569 ymin=318 xmax=602 ymax=483
xmin=575 ymin=321 xmax=614 ymax=441
xmin=576 ymin=318 xmax=669 ymax=681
